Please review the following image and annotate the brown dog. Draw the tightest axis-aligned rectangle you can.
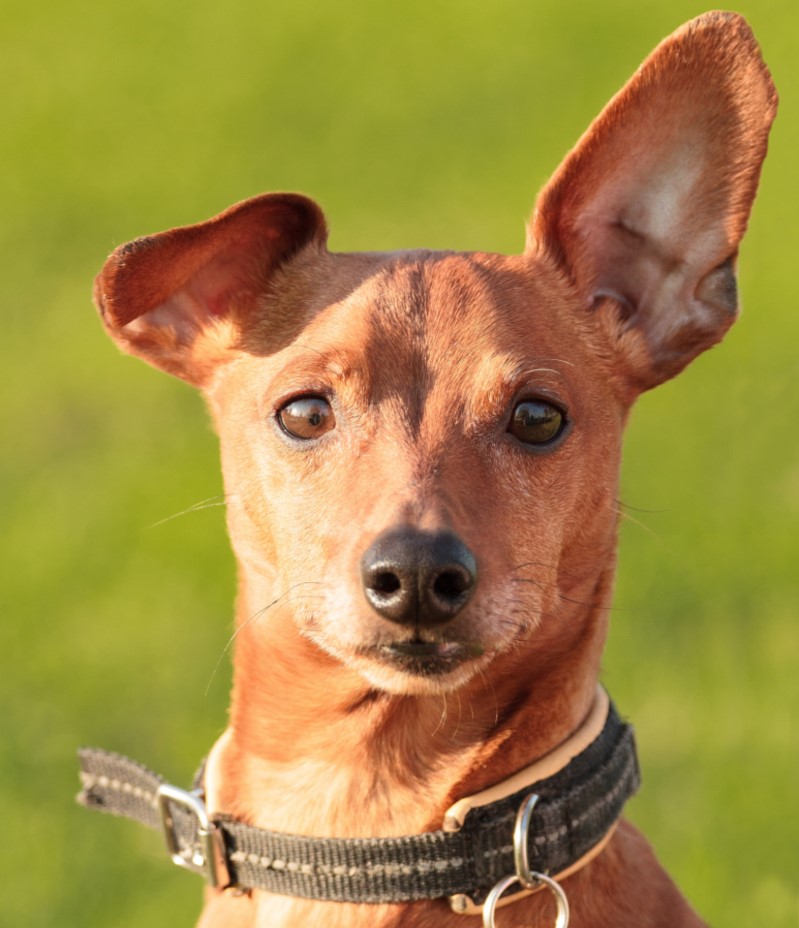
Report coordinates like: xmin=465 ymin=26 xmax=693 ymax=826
xmin=91 ymin=12 xmax=775 ymax=928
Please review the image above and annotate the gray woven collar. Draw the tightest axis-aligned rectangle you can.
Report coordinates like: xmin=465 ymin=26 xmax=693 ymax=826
xmin=77 ymin=696 xmax=639 ymax=909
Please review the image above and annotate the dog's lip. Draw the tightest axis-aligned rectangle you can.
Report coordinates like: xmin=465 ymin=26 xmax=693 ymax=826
xmin=373 ymin=640 xmax=484 ymax=675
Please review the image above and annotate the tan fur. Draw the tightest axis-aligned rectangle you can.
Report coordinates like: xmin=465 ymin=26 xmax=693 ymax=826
xmin=94 ymin=13 xmax=775 ymax=927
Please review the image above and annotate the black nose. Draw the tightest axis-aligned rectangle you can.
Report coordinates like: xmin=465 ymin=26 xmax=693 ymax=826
xmin=361 ymin=528 xmax=477 ymax=626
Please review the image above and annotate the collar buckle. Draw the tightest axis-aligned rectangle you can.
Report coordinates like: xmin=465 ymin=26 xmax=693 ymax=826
xmin=157 ymin=783 xmax=230 ymax=888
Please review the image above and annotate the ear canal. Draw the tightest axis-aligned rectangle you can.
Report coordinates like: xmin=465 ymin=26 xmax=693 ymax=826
xmin=94 ymin=193 xmax=328 ymax=385
xmin=528 ymin=12 xmax=777 ymax=392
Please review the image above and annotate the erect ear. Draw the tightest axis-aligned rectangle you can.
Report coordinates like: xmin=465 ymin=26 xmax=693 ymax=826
xmin=94 ymin=193 xmax=328 ymax=386
xmin=528 ymin=12 xmax=777 ymax=393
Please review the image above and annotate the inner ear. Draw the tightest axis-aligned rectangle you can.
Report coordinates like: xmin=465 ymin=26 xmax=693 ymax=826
xmin=528 ymin=12 xmax=777 ymax=392
xmin=94 ymin=193 xmax=328 ymax=385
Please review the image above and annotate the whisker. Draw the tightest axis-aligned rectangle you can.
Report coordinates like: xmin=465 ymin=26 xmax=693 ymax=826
xmin=614 ymin=506 xmax=657 ymax=538
xmin=509 ymin=575 xmax=616 ymax=613
xmin=451 ymin=690 xmax=463 ymax=740
xmin=433 ymin=695 xmax=448 ymax=736
xmin=510 ymin=560 xmax=583 ymax=578
xmin=204 ymin=581 xmax=323 ymax=695
xmin=148 ymin=496 xmax=228 ymax=529
xmin=615 ymin=498 xmax=666 ymax=514
xmin=514 ymin=358 xmax=577 ymax=373
xmin=477 ymin=666 xmax=499 ymax=728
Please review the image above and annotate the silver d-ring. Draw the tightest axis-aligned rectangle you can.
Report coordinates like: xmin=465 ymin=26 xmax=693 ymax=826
xmin=482 ymin=792 xmax=570 ymax=927
xmin=513 ymin=792 xmax=570 ymax=924
xmin=513 ymin=792 xmax=539 ymax=880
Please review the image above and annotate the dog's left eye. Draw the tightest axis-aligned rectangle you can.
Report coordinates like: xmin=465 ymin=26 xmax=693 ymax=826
xmin=277 ymin=396 xmax=335 ymax=440
xmin=508 ymin=399 xmax=566 ymax=446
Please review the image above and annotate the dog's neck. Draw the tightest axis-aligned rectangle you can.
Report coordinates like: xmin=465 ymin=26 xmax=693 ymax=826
xmin=206 ymin=559 xmax=613 ymax=840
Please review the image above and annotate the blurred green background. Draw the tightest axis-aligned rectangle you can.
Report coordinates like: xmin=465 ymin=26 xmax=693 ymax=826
xmin=1 ymin=1 xmax=796 ymax=925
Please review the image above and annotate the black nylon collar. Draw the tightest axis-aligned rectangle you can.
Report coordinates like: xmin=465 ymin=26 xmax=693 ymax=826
xmin=77 ymin=698 xmax=639 ymax=906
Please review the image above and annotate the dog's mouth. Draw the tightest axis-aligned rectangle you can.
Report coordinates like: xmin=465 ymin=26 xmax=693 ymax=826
xmin=371 ymin=639 xmax=485 ymax=676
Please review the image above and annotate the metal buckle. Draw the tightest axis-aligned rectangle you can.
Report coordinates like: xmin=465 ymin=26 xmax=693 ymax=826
xmin=157 ymin=783 xmax=230 ymax=888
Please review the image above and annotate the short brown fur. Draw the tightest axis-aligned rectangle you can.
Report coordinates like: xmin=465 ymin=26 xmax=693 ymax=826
xmin=94 ymin=13 xmax=776 ymax=927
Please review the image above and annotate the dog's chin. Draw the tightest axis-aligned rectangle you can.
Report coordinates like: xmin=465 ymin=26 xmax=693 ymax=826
xmin=302 ymin=624 xmax=495 ymax=695
xmin=352 ymin=641 xmax=490 ymax=696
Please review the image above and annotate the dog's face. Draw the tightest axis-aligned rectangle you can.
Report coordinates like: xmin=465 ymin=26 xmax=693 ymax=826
xmin=94 ymin=14 xmax=774 ymax=696
xmin=204 ymin=248 xmax=625 ymax=694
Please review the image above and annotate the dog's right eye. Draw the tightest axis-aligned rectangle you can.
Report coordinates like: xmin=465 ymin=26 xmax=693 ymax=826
xmin=508 ymin=399 xmax=567 ymax=447
xmin=277 ymin=396 xmax=335 ymax=440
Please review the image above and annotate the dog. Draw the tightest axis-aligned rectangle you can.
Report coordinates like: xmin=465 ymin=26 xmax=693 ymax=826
xmin=89 ymin=12 xmax=775 ymax=928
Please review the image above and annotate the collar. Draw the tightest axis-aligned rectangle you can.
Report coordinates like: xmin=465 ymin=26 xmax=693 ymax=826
xmin=77 ymin=687 xmax=639 ymax=914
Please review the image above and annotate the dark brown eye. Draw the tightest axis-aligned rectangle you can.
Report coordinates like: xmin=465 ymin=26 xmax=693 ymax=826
xmin=277 ymin=396 xmax=335 ymax=440
xmin=508 ymin=400 xmax=566 ymax=446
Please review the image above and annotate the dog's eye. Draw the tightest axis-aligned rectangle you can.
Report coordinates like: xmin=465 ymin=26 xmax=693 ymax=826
xmin=277 ymin=396 xmax=335 ymax=440
xmin=508 ymin=400 xmax=566 ymax=446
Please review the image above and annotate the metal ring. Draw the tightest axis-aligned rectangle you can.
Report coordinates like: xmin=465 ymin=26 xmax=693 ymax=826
xmin=513 ymin=792 xmax=539 ymax=880
xmin=482 ymin=874 xmax=522 ymax=928
xmin=525 ymin=871 xmax=570 ymax=928
xmin=481 ymin=871 xmax=569 ymax=928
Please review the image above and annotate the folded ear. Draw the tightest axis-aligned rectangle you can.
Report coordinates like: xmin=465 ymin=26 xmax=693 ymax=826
xmin=94 ymin=193 xmax=328 ymax=386
xmin=528 ymin=12 xmax=777 ymax=392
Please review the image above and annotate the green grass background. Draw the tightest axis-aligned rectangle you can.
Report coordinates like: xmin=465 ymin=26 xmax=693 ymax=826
xmin=1 ymin=1 xmax=796 ymax=925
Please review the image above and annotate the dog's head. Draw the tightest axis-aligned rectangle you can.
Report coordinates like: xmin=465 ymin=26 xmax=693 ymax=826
xmin=95 ymin=14 xmax=775 ymax=695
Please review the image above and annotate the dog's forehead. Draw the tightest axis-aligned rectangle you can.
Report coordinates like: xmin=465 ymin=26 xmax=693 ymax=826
xmin=294 ymin=249 xmax=596 ymax=370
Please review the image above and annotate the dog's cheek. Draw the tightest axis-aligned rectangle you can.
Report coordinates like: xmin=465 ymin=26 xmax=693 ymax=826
xmin=270 ymin=452 xmax=369 ymax=639
xmin=498 ymin=430 xmax=622 ymax=633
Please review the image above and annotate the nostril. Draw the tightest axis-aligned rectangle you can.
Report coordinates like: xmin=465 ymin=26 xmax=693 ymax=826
xmin=372 ymin=571 xmax=401 ymax=595
xmin=433 ymin=569 xmax=471 ymax=600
